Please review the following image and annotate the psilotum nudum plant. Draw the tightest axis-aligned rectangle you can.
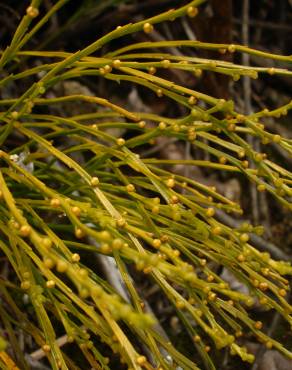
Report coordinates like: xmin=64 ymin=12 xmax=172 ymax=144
xmin=0 ymin=1 xmax=291 ymax=369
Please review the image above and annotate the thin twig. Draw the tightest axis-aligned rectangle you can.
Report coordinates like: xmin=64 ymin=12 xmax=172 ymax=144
xmin=181 ymin=17 xmax=197 ymax=41
xmin=242 ymin=0 xmax=260 ymax=224
xmin=29 ymin=334 xmax=68 ymax=361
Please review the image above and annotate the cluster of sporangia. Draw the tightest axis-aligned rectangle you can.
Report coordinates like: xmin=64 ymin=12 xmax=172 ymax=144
xmin=0 ymin=1 xmax=291 ymax=369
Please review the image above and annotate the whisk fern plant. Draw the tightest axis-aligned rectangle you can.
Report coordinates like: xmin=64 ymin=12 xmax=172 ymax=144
xmin=0 ymin=1 xmax=291 ymax=369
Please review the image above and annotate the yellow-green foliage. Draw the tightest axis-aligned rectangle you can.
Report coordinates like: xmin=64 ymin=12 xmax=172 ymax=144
xmin=0 ymin=1 xmax=291 ymax=369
